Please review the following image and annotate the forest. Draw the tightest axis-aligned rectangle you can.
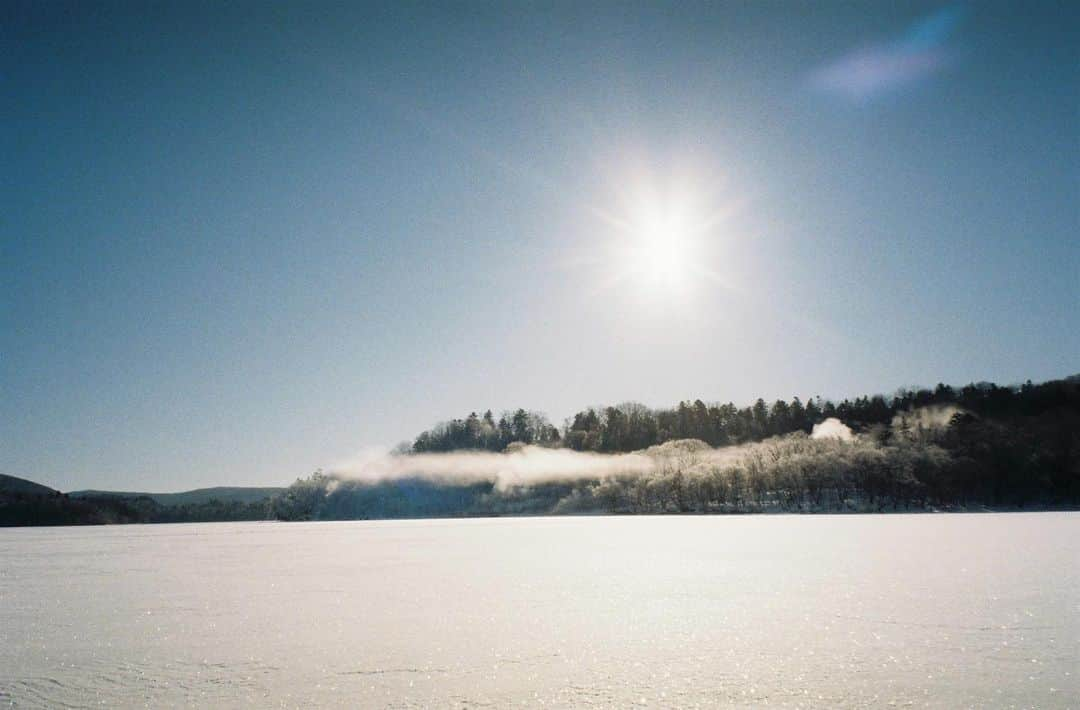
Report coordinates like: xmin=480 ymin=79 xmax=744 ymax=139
xmin=6 ymin=375 xmax=1076 ymax=526
xmin=272 ymin=374 xmax=1080 ymax=520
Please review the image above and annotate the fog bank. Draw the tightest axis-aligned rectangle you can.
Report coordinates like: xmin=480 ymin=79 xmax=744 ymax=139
xmin=810 ymin=417 xmax=854 ymax=441
xmin=330 ymin=438 xmax=775 ymax=490
xmin=331 ymin=445 xmax=655 ymax=489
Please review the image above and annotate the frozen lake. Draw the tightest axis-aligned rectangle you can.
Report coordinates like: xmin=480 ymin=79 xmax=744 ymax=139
xmin=1 ymin=514 xmax=1077 ymax=707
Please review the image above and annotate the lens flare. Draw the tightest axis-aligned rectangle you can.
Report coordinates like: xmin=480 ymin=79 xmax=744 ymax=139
xmin=583 ymin=165 xmax=742 ymax=307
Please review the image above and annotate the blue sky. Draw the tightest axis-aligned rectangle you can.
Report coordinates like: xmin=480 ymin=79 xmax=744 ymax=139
xmin=3 ymin=1 xmax=1077 ymax=491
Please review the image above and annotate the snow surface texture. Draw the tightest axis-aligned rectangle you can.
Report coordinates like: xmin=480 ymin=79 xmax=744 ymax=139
xmin=1 ymin=515 xmax=1077 ymax=707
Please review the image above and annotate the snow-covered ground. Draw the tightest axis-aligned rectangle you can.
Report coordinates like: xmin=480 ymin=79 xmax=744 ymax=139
xmin=1 ymin=514 xmax=1076 ymax=707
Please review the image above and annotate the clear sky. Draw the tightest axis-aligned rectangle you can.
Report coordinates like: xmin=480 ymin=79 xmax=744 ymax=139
xmin=4 ymin=1 xmax=1077 ymax=491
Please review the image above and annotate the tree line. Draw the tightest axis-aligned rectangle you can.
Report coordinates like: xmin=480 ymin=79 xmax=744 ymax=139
xmin=0 ymin=488 xmax=274 ymax=526
xmin=268 ymin=374 xmax=1079 ymax=520
xmin=411 ymin=409 xmax=560 ymax=452
xmin=411 ymin=377 xmax=1078 ymax=457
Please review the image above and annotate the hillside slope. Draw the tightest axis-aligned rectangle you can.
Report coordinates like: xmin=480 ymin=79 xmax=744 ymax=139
xmin=69 ymin=487 xmax=284 ymax=506
xmin=0 ymin=473 xmax=59 ymax=497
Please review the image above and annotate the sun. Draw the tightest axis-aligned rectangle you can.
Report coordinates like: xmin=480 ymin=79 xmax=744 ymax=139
xmin=624 ymin=210 xmax=692 ymax=289
xmin=595 ymin=184 xmax=717 ymax=302
xmin=577 ymin=161 xmax=741 ymax=308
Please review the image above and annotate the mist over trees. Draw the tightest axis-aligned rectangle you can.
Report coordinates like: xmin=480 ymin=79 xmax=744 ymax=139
xmin=10 ymin=375 xmax=1075 ymax=526
xmin=273 ymin=375 xmax=1080 ymax=520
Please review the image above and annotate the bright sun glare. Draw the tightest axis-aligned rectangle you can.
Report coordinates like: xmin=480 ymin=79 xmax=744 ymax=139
xmin=590 ymin=172 xmax=736 ymax=305
xmin=626 ymin=212 xmax=691 ymax=289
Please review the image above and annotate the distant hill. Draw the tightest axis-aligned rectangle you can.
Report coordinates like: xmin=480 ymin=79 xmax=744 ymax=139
xmin=1 ymin=474 xmax=148 ymax=526
xmin=2 ymin=477 xmax=281 ymax=527
xmin=0 ymin=473 xmax=59 ymax=497
xmin=68 ymin=487 xmax=284 ymax=506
